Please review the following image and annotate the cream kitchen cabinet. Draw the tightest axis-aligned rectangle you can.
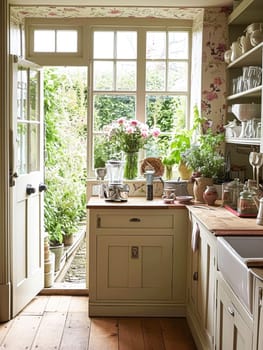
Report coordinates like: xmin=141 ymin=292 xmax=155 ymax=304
xmin=216 ymin=271 xmax=253 ymax=350
xmin=253 ymin=276 xmax=263 ymax=350
xmin=88 ymin=207 xmax=188 ymax=317
xmin=186 ymin=212 xmax=217 ymax=350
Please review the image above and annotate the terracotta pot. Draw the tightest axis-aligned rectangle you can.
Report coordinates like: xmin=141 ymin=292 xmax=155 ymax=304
xmin=193 ymin=177 xmax=213 ymax=203
xmin=203 ymin=185 xmax=218 ymax=206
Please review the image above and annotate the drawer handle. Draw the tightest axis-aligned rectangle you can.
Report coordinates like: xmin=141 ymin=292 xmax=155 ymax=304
xmin=227 ymin=305 xmax=235 ymax=317
xmin=129 ymin=217 xmax=141 ymax=222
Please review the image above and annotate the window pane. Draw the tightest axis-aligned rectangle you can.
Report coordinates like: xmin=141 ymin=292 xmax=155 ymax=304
xmin=168 ymin=32 xmax=189 ymax=59
xmin=17 ymin=123 xmax=28 ymax=174
xmin=34 ymin=30 xmax=55 ymax=52
xmin=93 ymin=61 xmax=113 ymax=90
xmin=146 ymin=95 xmax=187 ymax=132
xmin=29 ymin=69 xmax=39 ymax=121
xmin=168 ymin=62 xmax=188 ymax=91
xmin=146 ymin=32 xmax=166 ymax=59
xmin=146 ymin=62 xmax=166 ymax=91
xmin=116 ymin=62 xmax=136 ymax=91
xmin=93 ymin=135 xmax=119 ymax=168
xmin=29 ymin=124 xmax=40 ymax=171
xmin=93 ymin=95 xmax=136 ymax=131
xmin=117 ymin=31 xmax=137 ymax=59
xmin=57 ymin=30 xmax=78 ymax=52
xmin=17 ymin=68 xmax=28 ymax=120
xmin=94 ymin=32 xmax=114 ymax=58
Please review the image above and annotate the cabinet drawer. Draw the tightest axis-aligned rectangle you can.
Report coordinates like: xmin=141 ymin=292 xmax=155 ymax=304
xmin=97 ymin=213 xmax=174 ymax=229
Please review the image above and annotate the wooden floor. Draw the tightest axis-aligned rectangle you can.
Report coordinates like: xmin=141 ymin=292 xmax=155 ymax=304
xmin=0 ymin=295 xmax=197 ymax=350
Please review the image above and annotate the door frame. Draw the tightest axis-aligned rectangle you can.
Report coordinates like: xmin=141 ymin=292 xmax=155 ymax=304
xmin=0 ymin=0 xmax=11 ymax=322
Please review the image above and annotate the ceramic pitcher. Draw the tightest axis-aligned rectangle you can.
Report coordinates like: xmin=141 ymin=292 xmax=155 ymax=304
xmin=193 ymin=177 xmax=213 ymax=203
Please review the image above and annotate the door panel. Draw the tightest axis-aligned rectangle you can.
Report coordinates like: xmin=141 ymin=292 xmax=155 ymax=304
xmin=10 ymin=56 xmax=44 ymax=317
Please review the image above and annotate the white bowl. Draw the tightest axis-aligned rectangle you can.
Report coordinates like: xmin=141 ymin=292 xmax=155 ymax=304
xmin=232 ymin=104 xmax=261 ymax=122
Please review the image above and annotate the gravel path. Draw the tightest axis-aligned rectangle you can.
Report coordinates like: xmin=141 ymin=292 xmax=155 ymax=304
xmin=62 ymin=238 xmax=86 ymax=283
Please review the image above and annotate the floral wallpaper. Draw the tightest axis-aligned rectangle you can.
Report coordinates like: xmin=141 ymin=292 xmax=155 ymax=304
xmin=10 ymin=6 xmax=203 ymax=22
xmin=201 ymin=7 xmax=231 ymax=131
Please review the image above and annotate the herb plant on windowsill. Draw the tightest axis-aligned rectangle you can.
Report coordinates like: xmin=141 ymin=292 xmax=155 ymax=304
xmin=182 ymin=129 xmax=225 ymax=180
xmin=162 ymin=106 xmax=203 ymax=180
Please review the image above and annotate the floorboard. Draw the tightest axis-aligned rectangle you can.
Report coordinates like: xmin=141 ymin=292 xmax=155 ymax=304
xmin=0 ymin=296 xmax=197 ymax=350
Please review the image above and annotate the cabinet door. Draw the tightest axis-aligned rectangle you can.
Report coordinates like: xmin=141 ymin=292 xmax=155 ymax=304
xmin=216 ymin=273 xmax=253 ymax=350
xmin=253 ymin=278 xmax=263 ymax=350
xmin=96 ymin=235 xmax=173 ymax=300
xmin=187 ymin=216 xmax=217 ymax=348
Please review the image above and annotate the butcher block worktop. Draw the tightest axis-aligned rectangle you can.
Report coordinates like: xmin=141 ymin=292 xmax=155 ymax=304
xmin=87 ymin=197 xmax=263 ymax=235
xmin=87 ymin=196 xmax=186 ymax=209
xmin=187 ymin=205 xmax=263 ymax=235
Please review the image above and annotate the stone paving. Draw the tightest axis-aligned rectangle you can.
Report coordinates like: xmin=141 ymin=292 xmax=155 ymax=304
xmin=62 ymin=237 xmax=86 ymax=284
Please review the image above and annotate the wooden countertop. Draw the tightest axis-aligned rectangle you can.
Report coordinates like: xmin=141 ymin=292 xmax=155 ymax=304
xmin=87 ymin=196 xmax=186 ymax=209
xmin=87 ymin=197 xmax=263 ymax=235
xmin=187 ymin=205 xmax=263 ymax=235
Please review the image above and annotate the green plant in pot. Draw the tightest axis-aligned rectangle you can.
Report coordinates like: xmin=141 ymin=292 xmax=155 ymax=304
xmin=162 ymin=129 xmax=193 ymax=180
xmin=48 ymin=225 xmax=64 ymax=273
xmin=162 ymin=106 xmax=203 ymax=180
xmin=182 ymin=129 xmax=225 ymax=202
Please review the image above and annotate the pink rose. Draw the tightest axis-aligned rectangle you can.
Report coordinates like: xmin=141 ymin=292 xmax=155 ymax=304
xmin=152 ymin=128 xmax=160 ymax=137
xmin=117 ymin=118 xmax=125 ymax=125
xmin=126 ymin=126 xmax=134 ymax=134
xmin=130 ymin=119 xmax=138 ymax=126
xmin=141 ymin=130 xmax=149 ymax=138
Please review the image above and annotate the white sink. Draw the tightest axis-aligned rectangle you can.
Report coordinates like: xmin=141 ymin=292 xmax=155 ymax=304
xmin=217 ymin=236 xmax=263 ymax=314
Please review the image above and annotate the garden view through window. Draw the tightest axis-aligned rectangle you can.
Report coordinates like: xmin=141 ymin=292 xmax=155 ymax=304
xmin=92 ymin=29 xmax=190 ymax=173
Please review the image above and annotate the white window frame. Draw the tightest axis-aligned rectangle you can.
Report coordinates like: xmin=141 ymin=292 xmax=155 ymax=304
xmin=26 ymin=21 xmax=85 ymax=66
xmin=88 ymin=25 xmax=192 ymax=178
xmin=25 ymin=18 xmax=192 ymax=179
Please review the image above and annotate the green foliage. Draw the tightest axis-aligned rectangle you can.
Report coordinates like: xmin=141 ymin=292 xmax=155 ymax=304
xmin=183 ymin=128 xmax=225 ymax=179
xmin=44 ymin=67 xmax=87 ymax=244
xmin=162 ymin=105 xmax=203 ymax=167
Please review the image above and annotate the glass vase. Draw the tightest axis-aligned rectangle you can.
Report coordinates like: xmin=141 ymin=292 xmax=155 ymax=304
xmin=124 ymin=152 xmax=138 ymax=180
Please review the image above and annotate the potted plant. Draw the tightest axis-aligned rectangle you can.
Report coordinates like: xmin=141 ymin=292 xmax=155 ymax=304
xmin=162 ymin=106 xmax=203 ymax=180
xmin=48 ymin=226 xmax=64 ymax=272
xmin=182 ymin=128 xmax=225 ymax=202
xmin=162 ymin=129 xmax=193 ymax=180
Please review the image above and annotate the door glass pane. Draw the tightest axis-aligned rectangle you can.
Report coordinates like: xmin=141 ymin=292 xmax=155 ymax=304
xmin=117 ymin=32 xmax=137 ymax=59
xmin=29 ymin=70 xmax=39 ymax=121
xmin=17 ymin=68 xmax=28 ymax=120
xmin=17 ymin=122 xmax=28 ymax=174
xmin=29 ymin=124 xmax=40 ymax=172
xmin=16 ymin=66 xmax=41 ymax=174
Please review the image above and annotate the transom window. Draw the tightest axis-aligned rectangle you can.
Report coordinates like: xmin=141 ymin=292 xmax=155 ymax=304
xmin=34 ymin=29 xmax=78 ymax=53
xmin=28 ymin=25 xmax=81 ymax=56
xmin=91 ymin=28 xmax=191 ymax=173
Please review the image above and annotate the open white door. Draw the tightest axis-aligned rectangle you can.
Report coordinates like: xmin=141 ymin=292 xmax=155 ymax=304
xmin=10 ymin=55 xmax=45 ymax=317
